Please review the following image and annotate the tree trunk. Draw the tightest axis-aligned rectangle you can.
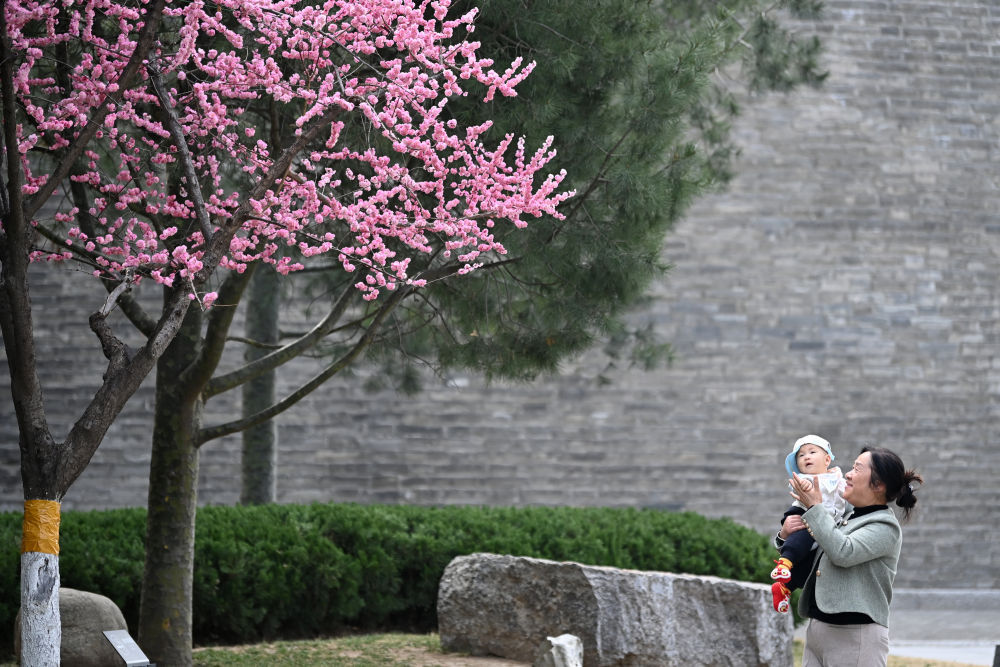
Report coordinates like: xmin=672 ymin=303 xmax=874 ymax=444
xmin=137 ymin=419 xmax=198 ymax=667
xmin=241 ymin=267 xmax=280 ymax=505
xmin=137 ymin=302 xmax=202 ymax=667
xmin=20 ymin=514 xmax=61 ymax=667
xmin=20 ymin=553 xmax=59 ymax=666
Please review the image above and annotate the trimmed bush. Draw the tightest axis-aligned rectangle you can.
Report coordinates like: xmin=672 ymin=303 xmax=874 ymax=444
xmin=0 ymin=512 xmax=20 ymax=656
xmin=0 ymin=503 xmax=774 ymax=656
xmin=193 ymin=504 xmax=363 ymax=642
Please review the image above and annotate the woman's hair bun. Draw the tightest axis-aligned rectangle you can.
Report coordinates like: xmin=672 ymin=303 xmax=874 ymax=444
xmin=895 ymin=470 xmax=922 ymax=511
xmin=862 ymin=446 xmax=922 ymax=520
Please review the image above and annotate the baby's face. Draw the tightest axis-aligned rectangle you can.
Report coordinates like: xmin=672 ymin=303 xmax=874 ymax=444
xmin=796 ymin=444 xmax=832 ymax=474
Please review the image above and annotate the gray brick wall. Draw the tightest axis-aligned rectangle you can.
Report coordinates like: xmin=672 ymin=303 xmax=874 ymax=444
xmin=2 ymin=0 xmax=998 ymax=589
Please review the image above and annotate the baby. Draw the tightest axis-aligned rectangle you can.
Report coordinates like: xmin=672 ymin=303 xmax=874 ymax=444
xmin=770 ymin=434 xmax=850 ymax=613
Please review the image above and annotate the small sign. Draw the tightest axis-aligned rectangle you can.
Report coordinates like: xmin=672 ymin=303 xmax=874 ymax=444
xmin=102 ymin=630 xmax=152 ymax=667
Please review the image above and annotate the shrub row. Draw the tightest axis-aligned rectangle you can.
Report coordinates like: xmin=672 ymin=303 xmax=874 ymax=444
xmin=0 ymin=503 xmax=775 ymax=654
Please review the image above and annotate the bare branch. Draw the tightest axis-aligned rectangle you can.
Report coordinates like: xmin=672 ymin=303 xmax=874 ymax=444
xmin=197 ymin=281 xmax=414 ymax=444
xmin=203 ymin=279 xmax=356 ymax=398
xmin=181 ymin=266 xmax=258 ymax=391
xmin=199 ymin=256 xmax=491 ymax=438
xmin=98 ymin=268 xmax=135 ymax=317
xmin=67 ymin=178 xmax=159 ymax=336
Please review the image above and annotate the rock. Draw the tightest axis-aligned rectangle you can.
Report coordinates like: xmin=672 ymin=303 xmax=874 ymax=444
xmin=533 ymin=634 xmax=583 ymax=667
xmin=438 ymin=553 xmax=792 ymax=667
xmin=15 ymin=587 xmax=131 ymax=667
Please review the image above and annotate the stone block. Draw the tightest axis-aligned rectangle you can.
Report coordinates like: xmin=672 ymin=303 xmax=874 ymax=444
xmin=438 ymin=553 xmax=793 ymax=667
xmin=15 ymin=587 xmax=130 ymax=667
xmin=533 ymin=634 xmax=583 ymax=667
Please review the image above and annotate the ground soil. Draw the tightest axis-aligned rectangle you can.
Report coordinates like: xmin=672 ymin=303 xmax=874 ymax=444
xmin=397 ymin=646 xmax=528 ymax=666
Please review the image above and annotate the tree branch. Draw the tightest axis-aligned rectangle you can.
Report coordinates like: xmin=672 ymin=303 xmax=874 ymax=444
xmin=193 ymin=106 xmax=342 ymax=287
xmin=146 ymin=59 xmax=214 ymax=242
xmin=97 ymin=269 xmax=135 ymax=318
xmin=197 ymin=254 xmax=484 ymax=443
xmin=203 ymin=279 xmax=356 ymax=398
xmin=56 ymin=102 xmax=345 ymax=486
xmin=58 ymin=279 xmax=194 ymax=493
xmin=66 ymin=178 xmax=159 ymax=336
xmin=197 ymin=281 xmax=414 ymax=444
xmin=181 ymin=265 xmax=258 ymax=391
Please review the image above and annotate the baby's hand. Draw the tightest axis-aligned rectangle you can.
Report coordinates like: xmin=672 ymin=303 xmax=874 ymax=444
xmin=790 ymin=472 xmax=822 ymax=507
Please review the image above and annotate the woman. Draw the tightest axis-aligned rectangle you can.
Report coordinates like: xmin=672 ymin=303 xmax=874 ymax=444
xmin=780 ymin=446 xmax=922 ymax=667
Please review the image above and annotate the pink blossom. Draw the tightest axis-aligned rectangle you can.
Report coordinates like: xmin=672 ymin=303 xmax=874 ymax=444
xmin=13 ymin=0 xmax=573 ymax=297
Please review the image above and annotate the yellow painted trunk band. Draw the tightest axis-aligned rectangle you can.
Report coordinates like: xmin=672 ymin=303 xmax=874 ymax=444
xmin=21 ymin=500 xmax=60 ymax=555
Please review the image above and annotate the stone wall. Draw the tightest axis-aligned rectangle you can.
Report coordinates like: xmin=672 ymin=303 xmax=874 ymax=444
xmin=2 ymin=0 xmax=998 ymax=589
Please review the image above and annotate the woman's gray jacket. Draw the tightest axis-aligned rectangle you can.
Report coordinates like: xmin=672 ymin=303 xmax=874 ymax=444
xmin=792 ymin=504 xmax=901 ymax=627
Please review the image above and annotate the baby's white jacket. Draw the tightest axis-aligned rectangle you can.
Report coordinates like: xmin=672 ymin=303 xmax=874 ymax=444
xmin=791 ymin=466 xmax=851 ymax=521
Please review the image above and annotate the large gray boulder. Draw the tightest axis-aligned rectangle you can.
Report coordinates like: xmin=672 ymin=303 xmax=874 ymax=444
xmin=438 ymin=553 xmax=793 ymax=667
xmin=15 ymin=587 xmax=130 ymax=667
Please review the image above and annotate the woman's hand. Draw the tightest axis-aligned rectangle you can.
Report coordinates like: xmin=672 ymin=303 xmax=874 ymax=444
xmin=779 ymin=515 xmax=806 ymax=540
xmin=790 ymin=472 xmax=823 ymax=508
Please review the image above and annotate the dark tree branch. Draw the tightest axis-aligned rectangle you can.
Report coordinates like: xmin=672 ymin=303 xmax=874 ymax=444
xmin=64 ymin=179 xmax=160 ymax=336
xmin=181 ymin=265 xmax=258 ymax=391
xmin=197 ymin=281 xmax=414 ymax=444
xmin=203 ymin=279 xmax=356 ymax=398
xmin=35 ymin=8 xmax=345 ymax=495
xmin=194 ymin=106 xmax=343 ymax=287
xmin=147 ymin=60 xmax=214 ymax=242
xmin=89 ymin=277 xmax=136 ymax=376
xmin=197 ymin=256 xmax=486 ymax=443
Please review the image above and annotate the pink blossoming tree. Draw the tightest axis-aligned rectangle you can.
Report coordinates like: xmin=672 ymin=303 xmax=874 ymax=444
xmin=0 ymin=0 xmax=570 ymax=663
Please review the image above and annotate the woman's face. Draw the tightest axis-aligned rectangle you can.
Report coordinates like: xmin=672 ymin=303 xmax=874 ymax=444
xmin=843 ymin=451 xmax=885 ymax=507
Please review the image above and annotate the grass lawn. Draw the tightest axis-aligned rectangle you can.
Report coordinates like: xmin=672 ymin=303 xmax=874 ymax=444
xmin=3 ymin=632 xmax=983 ymax=665
xmin=189 ymin=633 xmax=985 ymax=667
xmin=193 ymin=633 xmax=447 ymax=666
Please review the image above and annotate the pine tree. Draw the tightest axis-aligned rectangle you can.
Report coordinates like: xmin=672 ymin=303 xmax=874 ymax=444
xmin=237 ymin=0 xmax=827 ymax=503
xmin=342 ymin=0 xmax=827 ymax=384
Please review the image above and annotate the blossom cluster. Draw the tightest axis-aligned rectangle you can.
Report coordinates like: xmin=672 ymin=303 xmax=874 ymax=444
xmin=7 ymin=0 xmax=572 ymax=302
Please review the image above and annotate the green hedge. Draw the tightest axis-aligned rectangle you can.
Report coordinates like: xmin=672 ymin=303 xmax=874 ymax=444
xmin=0 ymin=503 xmax=774 ymax=655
